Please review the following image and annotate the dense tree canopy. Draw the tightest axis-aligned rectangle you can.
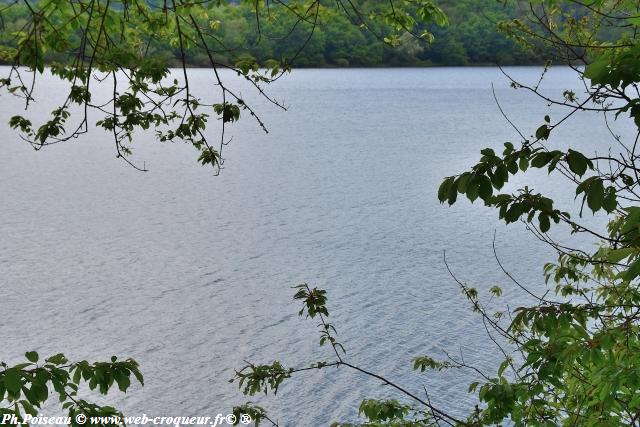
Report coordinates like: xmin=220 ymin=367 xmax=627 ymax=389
xmin=0 ymin=0 xmax=547 ymax=69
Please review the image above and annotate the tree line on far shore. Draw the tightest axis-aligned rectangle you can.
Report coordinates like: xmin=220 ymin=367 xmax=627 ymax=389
xmin=0 ymin=0 xmax=555 ymax=68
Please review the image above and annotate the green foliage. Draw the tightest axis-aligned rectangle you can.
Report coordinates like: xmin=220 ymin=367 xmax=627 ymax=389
xmin=293 ymin=284 xmax=329 ymax=318
xmin=357 ymin=399 xmax=411 ymax=424
xmin=231 ymin=361 xmax=291 ymax=397
xmin=231 ymin=403 xmax=268 ymax=427
xmin=293 ymin=283 xmax=345 ymax=353
xmin=0 ymin=353 xmax=142 ymax=426
xmin=0 ymin=0 xmax=548 ymax=71
xmin=433 ymin=0 xmax=640 ymax=424
xmin=413 ymin=356 xmax=455 ymax=372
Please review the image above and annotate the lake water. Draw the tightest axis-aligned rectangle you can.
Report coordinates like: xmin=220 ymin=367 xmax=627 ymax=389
xmin=0 ymin=67 xmax=634 ymax=425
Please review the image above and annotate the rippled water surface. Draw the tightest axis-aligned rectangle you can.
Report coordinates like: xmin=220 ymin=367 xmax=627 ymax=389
xmin=1 ymin=67 xmax=634 ymax=425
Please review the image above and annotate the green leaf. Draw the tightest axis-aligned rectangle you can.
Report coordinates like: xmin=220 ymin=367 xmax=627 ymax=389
xmin=490 ymin=286 xmax=503 ymax=297
xmin=587 ymin=179 xmax=604 ymax=212
xmin=497 ymin=359 xmax=509 ymax=376
xmin=131 ymin=369 xmax=144 ymax=386
xmin=31 ymin=383 xmax=48 ymax=402
xmin=531 ymin=152 xmax=551 ymax=168
xmin=447 ymin=177 xmax=459 ymax=205
xmin=45 ymin=354 xmax=67 ymax=365
xmin=535 ymin=125 xmax=551 ymax=140
xmin=114 ymin=371 xmax=131 ymax=393
xmin=72 ymin=367 xmax=82 ymax=385
xmin=493 ymin=164 xmax=508 ymax=189
xmin=602 ymin=188 xmax=617 ymax=213
xmin=605 ymin=248 xmax=634 ymax=264
xmin=466 ymin=175 xmax=480 ymax=203
xmin=583 ymin=54 xmax=610 ymax=83
xmin=25 ymin=352 xmax=39 ymax=363
xmin=566 ymin=150 xmax=590 ymax=176
xmin=478 ymin=175 xmax=493 ymax=200
xmin=621 ymin=258 xmax=640 ymax=282
xmin=438 ymin=177 xmax=452 ymax=203
xmin=3 ymin=369 xmax=22 ymax=395
xmin=539 ymin=213 xmax=550 ymax=233
xmin=457 ymin=173 xmax=470 ymax=194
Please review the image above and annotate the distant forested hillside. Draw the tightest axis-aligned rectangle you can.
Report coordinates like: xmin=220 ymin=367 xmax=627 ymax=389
xmin=0 ymin=0 xmax=552 ymax=67
xmin=187 ymin=0 xmax=549 ymax=66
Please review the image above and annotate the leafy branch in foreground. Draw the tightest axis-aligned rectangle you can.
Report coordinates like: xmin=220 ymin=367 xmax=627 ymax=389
xmin=0 ymin=0 xmax=447 ymax=174
xmin=232 ymin=284 xmax=468 ymax=427
xmin=437 ymin=0 xmax=640 ymax=424
xmin=0 ymin=352 xmax=143 ymax=426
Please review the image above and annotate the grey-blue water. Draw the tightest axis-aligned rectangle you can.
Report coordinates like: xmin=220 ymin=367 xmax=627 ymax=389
xmin=1 ymin=67 xmax=635 ymax=425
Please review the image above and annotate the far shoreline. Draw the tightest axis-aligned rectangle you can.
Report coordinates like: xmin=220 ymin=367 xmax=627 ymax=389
xmin=0 ymin=63 xmax=564 ymax=71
